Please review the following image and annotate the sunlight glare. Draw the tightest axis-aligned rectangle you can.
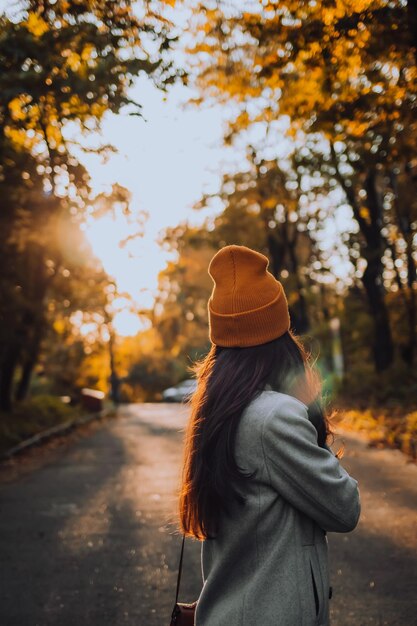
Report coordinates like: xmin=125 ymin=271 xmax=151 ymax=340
xmin=112 ymin=309 xmax=151 ymax=336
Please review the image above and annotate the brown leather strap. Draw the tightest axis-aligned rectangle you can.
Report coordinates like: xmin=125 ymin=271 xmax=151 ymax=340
xmin=174 ymin=533 xmax=186 ymax=605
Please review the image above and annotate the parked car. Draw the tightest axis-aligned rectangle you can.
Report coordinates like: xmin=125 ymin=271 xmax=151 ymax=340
xmin=162 ymin=379 xmax=197 ymax=403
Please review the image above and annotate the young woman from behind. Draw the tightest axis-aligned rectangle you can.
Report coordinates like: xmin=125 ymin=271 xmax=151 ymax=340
xmin=179 ymin=244 xmax=360 ymax=626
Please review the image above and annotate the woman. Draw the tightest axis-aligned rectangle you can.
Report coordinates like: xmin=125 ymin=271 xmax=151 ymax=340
xmin=179 ymin=244 xmax=360 ymax=626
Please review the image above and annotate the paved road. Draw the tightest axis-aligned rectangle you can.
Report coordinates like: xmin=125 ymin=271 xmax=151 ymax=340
xmin=326 ymin=429 xmax=417 ymax=626
xmin=0 ymin=404 xmax=416 ymax=626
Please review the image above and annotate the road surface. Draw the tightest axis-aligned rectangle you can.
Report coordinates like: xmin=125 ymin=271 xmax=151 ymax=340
xmin=0 ymin=403 xmax=416 ymax=625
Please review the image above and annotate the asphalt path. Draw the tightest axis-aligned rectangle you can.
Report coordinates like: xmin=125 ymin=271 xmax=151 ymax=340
xmin=0 ymin=403 xmax=416 ymax=626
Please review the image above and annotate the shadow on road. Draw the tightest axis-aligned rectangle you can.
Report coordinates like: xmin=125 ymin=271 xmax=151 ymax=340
xmin=0 ymin=422 xmax=201 ymax=626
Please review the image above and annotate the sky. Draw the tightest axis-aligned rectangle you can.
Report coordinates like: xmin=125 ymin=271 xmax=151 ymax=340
xmin=80 ymin=78 xmax=234 ymax=335
xmin=74 ymin=1 xmax=240 ymax=336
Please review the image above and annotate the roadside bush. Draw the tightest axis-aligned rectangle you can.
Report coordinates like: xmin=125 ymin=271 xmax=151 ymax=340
xmin=337 ymin=361 xmax=417 ymax=408
xmin=0 ymin=395 xmax=78 ymax=454
xmin=14 ymin=395 xmax=74 ymax=423
xmin=336 ymin=408 xmax=417 ymax=461
xmin=401 ymin=412 xmax=417 ymax=459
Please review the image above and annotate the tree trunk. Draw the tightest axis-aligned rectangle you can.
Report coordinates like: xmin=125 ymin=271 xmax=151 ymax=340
xmin=361 ymin=170 xmax=394 ymax=371
xmin=407 ymin=0 xmax=417 ymax=64
xmin=267 ymin=227 xmax=310 ymax=335
xmin=287 ymin=239 xmax=310 ymax=334
xmin=331 ymin=145 xmax=394 ymax=371
xmin=390 ymin=166 xmax=417 ymax=366
xmin=0 ymin=343 xmax=19 ymax=412
xmin=404 ymin=287 xmax=416 ymax=366
xmin=14 ymin=318 xmax=44 ymax=402
xmin=266 ymin=232 xmax=285 ymax=278
xmin=15 ymin=357 xmax=36 ymax=402
xmin=361 ymin=257 xmax=394 ymax=371
xmin=108 ymin=325 xmax=121 ymax=405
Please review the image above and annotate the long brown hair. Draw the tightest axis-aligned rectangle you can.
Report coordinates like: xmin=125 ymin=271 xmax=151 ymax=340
xmin=179 ymin=331 xmax=332 ymax=540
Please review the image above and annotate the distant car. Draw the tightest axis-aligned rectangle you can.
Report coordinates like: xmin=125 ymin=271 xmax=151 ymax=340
xmin=162 ymin=379 xmax=197 ymax=403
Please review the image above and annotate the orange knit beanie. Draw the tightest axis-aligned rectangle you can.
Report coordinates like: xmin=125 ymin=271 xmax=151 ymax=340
xmin=208 ymin=245 xmax=290 ymax=347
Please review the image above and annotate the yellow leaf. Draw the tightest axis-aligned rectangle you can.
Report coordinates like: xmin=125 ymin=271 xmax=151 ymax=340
xmin=264 ymin=197 xmax=277 ymax=209
xmin=8 ymin=96 xmax=30 ymax=121
xmin=66 ymin=51 xmax=81 ymax=72
xmin=24 ymin=12 xmax=49 ymax=37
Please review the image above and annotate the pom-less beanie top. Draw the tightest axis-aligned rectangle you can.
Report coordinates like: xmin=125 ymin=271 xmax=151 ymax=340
xmin=208 ymin=245 xmax=291 ymax=347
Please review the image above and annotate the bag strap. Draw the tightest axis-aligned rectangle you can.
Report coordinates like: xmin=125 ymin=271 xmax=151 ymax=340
xmin=174 ymin=533 xmax=186 ymax=605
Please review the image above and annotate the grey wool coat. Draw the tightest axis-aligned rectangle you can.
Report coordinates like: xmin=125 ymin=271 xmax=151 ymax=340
xmin=195 ymin=390 xmax=361 ymax=626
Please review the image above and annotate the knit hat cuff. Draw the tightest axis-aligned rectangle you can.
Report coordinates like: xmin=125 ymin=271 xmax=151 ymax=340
xmin=208 ymin=290 xmax=290 ymax=348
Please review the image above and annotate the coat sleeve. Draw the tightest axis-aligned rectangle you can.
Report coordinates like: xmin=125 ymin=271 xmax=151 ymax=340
xmin=261 ymin=395 xmax=361 ymax=533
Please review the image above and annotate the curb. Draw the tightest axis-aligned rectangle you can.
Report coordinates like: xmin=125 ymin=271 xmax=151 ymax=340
xmin=0 ymin=408 xmax=112 ymax=461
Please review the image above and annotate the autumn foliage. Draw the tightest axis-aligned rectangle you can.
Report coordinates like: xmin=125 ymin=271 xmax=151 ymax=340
xmin=0 ymin=1 xmax=416 ymax=440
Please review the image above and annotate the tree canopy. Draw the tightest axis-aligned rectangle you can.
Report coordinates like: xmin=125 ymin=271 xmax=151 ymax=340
xmin=0 ymin=0 xmax=180 ymax=410
xmin=183 ymin=0 xmax=417 ymax=371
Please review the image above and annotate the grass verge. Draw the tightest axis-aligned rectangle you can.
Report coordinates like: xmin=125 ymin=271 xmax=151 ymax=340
xmin=334 ymin=408 xmax=417 ymax=461
xmin=0 ymin=395 xmax=82 ymax=456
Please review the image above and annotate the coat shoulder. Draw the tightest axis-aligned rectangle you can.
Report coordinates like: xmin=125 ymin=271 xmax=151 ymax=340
xmin=244 ymin=389 xmax=308 ymax=421
xmin=239 ymin=390 xmax=309 ymax=445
